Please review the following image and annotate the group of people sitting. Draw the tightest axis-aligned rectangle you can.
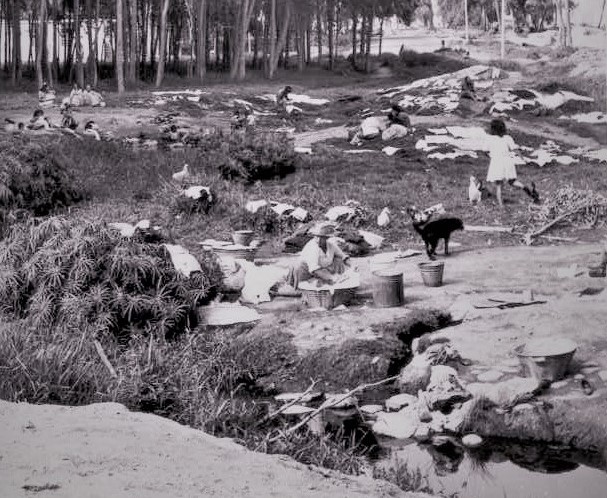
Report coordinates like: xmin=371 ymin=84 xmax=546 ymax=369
xmin=38 ymin=81 xmax=106 ymax=109
xmin=4 ymin=106 xmax=101 ymax=140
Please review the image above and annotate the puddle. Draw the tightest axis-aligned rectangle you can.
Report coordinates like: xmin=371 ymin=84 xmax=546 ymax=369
xmin=378 ymin=437 xmax=607 ymax=498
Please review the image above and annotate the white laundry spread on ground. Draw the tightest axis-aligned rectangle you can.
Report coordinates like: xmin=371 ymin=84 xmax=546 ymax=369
xmin=163 ymin=244 xmax=202 ymax=277
xmin=182 ymin=186 xmax=212 ymax=201
xmin=238 ymin=260 xmax=290 ymax=304
xmin=203 ymin=302 xmax=262 ymax=325
xmin=558 ymin=111 xmax=607 ymax=125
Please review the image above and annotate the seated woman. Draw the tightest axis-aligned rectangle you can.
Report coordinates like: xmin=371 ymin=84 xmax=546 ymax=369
xmin=85 ymin=84 xmax=106 ymax=107
xmin=68 ymin=83 xmax=85 ymax=107
xmin=388 ymin=104 xmax=411 ymax=128
xmin=60 ymin=105 xmax=78 ymax=130
xmin=286 ymin=222 xmax=351 ymax=289
xmin=38 ymin=81 xmax=56 ymax=109
xmin=27 ymin=109 xmax=51 ymax=130
xmin=276 ymin=85 xmax=293 ymax=108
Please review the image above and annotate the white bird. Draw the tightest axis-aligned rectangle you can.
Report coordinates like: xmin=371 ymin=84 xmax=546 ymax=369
xmin=468 ymin=176 xmax=482 ymax=204
xmin=377 ymin=207 xmax=391 ymax=227
xmin=172 ymin=163 xmax=190 ymax=182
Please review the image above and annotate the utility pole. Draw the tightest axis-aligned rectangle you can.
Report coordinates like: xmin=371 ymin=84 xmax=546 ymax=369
xmin=464 ymin=0 xmax=470 ymax=43
xmin=500 ymin=0 xmax=505 ymax=59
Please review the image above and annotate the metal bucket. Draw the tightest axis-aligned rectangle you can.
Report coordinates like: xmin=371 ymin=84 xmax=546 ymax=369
xmin=418 ymin=261 xmax=445 ymax=287
xmin=372 ymin=270 xmax=404 ymax=308
xmin=232 ymin=230 xmax=255 ymax=246
xmin=514 ymin=338 xmax=577 ymax=382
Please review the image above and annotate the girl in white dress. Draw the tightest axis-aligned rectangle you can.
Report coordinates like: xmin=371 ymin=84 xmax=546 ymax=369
xmin=486 ymin=118 xmax=539 ymax=207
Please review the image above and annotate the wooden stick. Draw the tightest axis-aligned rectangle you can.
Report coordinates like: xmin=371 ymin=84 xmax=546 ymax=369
xmin=93 ymin=340 xmax=117 ymax=379
xmin=255 ymin=380 xmax=318 ymax=428
xmin=523 ymin=203 xmax=598 ymax=245
xmin=271 ymin=375 xmax=399 ymax=442
xmin=464 ymin=225 xmax=513 ymax=233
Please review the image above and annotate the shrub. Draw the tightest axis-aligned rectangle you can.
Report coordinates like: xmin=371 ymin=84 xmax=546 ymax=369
xmin=0 ymin=217 xmax=222 ymax=341
xmin=211 ymin=131 xmax=297 ymax=183
xmin=0 ymin=135 xmax=83 ymax=230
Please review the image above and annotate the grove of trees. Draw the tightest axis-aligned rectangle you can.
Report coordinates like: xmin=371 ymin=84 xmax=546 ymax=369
xmin=0 ymin=0 xmax=578 ymax=92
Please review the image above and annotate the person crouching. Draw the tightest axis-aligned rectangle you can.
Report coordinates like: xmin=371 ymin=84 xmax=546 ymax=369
xmin=286 ymin=222 xmax=351 ymax=289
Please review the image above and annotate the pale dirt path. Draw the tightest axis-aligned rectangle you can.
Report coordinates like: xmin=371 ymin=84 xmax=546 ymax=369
xmin=258 ymin=243 xmax=607 ymax=378
xmin=0 ymin=401 xmax=430 ymax=498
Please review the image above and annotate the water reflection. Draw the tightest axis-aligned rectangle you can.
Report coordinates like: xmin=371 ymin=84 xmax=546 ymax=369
xmin=382 ymin=438 xmax=607 ymax=498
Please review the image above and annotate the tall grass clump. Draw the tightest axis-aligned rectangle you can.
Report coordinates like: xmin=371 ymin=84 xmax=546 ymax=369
xmin=197 ymin=131 xmax=297 ymax=183
xmin=0 ymin=135 xmax=83 ymax=232
xmin=0 ymin=216 xmax=221 ymax=341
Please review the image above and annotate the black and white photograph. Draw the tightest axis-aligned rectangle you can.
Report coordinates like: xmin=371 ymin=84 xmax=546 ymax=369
xmin=0 ymin=0 xmax=606 ymax=496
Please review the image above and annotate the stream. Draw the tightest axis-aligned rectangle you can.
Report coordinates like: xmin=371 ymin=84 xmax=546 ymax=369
xmin=377 ymin=436 xmax=607 ymax=498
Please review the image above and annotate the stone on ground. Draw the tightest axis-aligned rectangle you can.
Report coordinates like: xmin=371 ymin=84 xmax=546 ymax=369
xmin=425 ymin=365 xmax=472 ymax=412
xmin=476 ymin=370 xmax=504 ymax=382
xmin=398 ymin=354 xmax=432 ymax=395
xmin=385 ymin=394 xmax=418 ymax=412
xmin=462 ymin=434 xmax=483 ymax=448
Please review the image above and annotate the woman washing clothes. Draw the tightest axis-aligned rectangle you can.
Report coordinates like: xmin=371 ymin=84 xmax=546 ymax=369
xmin=286 ymin=222 xmax=352 ymax=289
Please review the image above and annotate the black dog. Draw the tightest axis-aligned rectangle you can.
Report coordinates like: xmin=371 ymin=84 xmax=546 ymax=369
xmin=407 ymin=208 xmax=464 ymax=260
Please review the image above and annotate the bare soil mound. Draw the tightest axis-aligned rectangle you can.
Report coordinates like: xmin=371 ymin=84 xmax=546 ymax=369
xmin=0 ymin=401 xmax=429 ymax=498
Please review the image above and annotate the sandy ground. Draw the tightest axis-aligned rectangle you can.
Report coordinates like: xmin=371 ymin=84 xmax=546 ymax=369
xmin=0 ymin=401 xmax=430 ymax=498
xmin=259 ymin=242 xmax=607 ymax=393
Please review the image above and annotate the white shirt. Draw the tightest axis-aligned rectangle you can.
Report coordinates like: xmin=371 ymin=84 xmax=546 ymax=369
xmin=300 ymin=238 xmax=346 ymax=273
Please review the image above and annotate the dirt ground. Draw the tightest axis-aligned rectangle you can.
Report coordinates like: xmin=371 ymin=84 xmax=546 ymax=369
xmin=0 ymin=401 xmax=430 ymax=498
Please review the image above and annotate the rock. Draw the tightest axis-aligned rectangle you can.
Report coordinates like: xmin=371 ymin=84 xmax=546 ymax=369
xmin=466 ymin=377 xmax=540 ymax=407
xmin=598 ymin=370 xmax=607 ymax=382
xmin=360 ymin=404 xmax=384 ymax=416
xmin=372 ymin=409 xmax=418 ymax=439
xmin=324 ymin=394 xmax=358 ymax=409
xmin=476 ymin=370 xmax=504 ymax=382
xmin=462 ymin=434 xmax=483 ymax=448
xmin=282 ymin=405 xmax=315 ymax=416
xmin=385 ymin=394 xmax=417 ymax=412
xmin=425 ymin=365 xmax=472 ymax=412
xmin=429 ymin=411 xmax=448 ymax=433
xmin=512 ymin=403 xmax=534 ymax=413
xmin=359 ymin=116 xmax=389 ymax=139
xmin=581 ymin=366 xmax=601 ymax=375
xmin=381 ymin=124 xmax=408 ymax=141
xmin=574 ymin=373 xmax=586 ymax=380
xmin=503 ymin=358 xmax=522 ymax=368
xmin=443 ymin=400 xmax=475 ymax=433
xmin=550 ymin=380 xmax=569 ymax=390
xmin=274 ymin=392 xmax=324 ymax=404
xmin=398 ymin=354 xmax=432 ymax=395
xmin=413 ymin=424 xmax=431 ymax=441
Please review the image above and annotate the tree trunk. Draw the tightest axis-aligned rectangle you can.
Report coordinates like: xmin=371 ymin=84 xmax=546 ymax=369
xmin=599 ymin=0 xmax=606 ymax=29
xmin=230 ymin=0 xmax=254 ymax=81
xmin=316 ymin=0 xmax=322 ymax=63
xmin=351 ymin=13 xmax=357 ymax=68
xmin=197 ymin=0 xmax=207 ymax=80
xmin=127 ymin=0 xmax=137 ymax=80
xmin=116 ymin=0 xmax=126 ymax=92
xmin=564 ymin=0 xmax=572 ymax=47
xmin=297 ymin=18 xmax=304 ymax=71
xmin=155 ymin=0 xmax=170 ymax=86
xmin=36 ymin=0 xmax=47 ymax=88
xmin=86 ymin=0 xmax=97 ymax=85
xmin=554 ymin=0 xmax=564 ymax=46
xmin=378 ymin=17 xmax=383 ymax=55
xmin=327 ymin=0 xmax=334 ymax=70
xmin=364 ymin=12 xmax=371 ymax=73
xmin=92 ymin=0 xmax=100 ymax=86
xmin=11 ymin=0 xmax=21 ymax=85
xmin=75 ymin=0 xmax=84 ymax=86
xmin=268 ymin=0 xmax=276 ymax=77
xmin=268 ymin=0 xmax=290 ymax=78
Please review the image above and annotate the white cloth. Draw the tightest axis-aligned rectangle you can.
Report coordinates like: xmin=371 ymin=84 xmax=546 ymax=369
xmin=486 ymin=135 xmax=518 ymax=182
xmin=300 ymin=238 xmax=346 ymax=273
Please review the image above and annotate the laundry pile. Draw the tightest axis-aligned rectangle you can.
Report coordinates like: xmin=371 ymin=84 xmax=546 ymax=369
xmin=378 ymin=65 xmax=501 ymax=115
xmin=489 ymin=88 xmax=594 ymax=115
xmin=414 ymin=126 xmax=585 ymax=166
xmin=558 ymin=111 xmax=607 ymax=125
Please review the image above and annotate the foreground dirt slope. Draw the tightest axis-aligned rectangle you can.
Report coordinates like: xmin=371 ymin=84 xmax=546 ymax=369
xmin=0 ymin=401 xmax=428 ymax=498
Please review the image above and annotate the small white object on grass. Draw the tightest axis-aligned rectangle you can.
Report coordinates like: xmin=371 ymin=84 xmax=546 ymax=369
xmin=377 ymin=207 xmax=391 ymax=227
xmin=462 ymin=434 xmax=483 ymax=448
xmin=172 ymin=163 xmax=190 ymax=182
